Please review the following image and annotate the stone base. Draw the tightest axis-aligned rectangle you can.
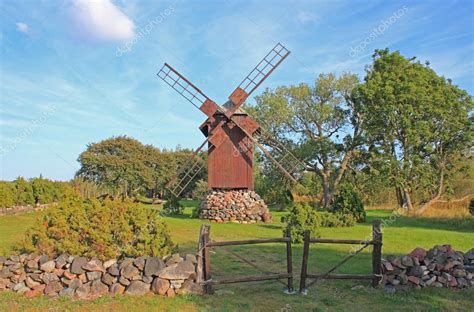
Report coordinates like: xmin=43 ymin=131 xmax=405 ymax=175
xmin=199 ymin=189 xmax=271 ymax=223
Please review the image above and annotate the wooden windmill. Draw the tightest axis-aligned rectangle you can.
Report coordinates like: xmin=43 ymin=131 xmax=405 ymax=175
xmin=157 ymin=43 xmax=306 ymax=198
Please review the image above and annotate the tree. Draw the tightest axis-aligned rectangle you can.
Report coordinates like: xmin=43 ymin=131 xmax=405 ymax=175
xmin=359 ymin=49 xmax=473 ymax=210
xmin=77 ymin=136 xmax=158 ymax=198
xmin=0 ymin=182 xmax=15 ymax=208
xmin=14 ymin=176 xmax=35 ymax=206
xmin=252 ymin=73 xmax=364 ymax=208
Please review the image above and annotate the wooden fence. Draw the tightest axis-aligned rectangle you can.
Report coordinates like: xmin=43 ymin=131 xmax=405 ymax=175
xmin=197 ymin=224 xmax=294 ymax=294
xmin=299 ymin=219 xmax=382 ymax=294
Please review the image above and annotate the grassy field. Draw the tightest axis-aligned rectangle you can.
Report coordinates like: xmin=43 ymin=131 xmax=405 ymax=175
xmin=0 ymin=201 xmax=473 ymax=311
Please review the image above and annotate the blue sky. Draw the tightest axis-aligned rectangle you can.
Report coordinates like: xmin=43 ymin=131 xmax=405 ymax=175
xmin=0 ymin=0 xmax=473 ymax=181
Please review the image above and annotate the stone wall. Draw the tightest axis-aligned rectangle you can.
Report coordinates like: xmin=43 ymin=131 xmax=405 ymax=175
xmin=382 ymin=245 xmax=474 ymax=289
xmin=0 ymin=253 xmax=201 ymax=299
xmin=0 ymin=204 xmax=50 ymax=216
xmin=199 ymin=189 xmax=271 ymax=223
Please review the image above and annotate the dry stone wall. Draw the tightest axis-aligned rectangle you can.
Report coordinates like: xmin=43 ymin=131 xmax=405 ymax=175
xmin=200 ymin=189 xmax=271 ymax=223
xmin=0 ymin=253 xmax=201 ymax=299
xmin=382 ymin=245 xmax=474 ymax=289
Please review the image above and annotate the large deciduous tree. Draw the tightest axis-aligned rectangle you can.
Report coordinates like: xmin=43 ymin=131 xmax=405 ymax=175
xmin=359 ymin=49 xmax=473 ymax=211
xmin=252 ymin=73 xmax=364 ymax=208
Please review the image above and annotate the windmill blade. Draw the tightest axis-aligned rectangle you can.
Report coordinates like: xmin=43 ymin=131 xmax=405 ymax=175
xmin=166 ymin=139 xmax=208 ymax=198
xmin=157 ymin=63 xmax=224 ymax=117
xmin=227 ymin=43 xmax=290 ymax=116
xmin=229 ymin=115 xmax=306 ymax=184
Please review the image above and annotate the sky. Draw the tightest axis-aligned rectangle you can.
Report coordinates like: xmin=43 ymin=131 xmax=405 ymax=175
xmin=0 ymin=0 xmax=473 ymax=181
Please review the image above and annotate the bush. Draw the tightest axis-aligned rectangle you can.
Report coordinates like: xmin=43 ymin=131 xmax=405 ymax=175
xmin=163 ymin=194 xmax=184 ymax=215
xmin=14 ymin=177 xmax=35 ymax=206
xmin=20 ymin=191 xmax=175 ymax=260
xmin=282 ymin=203 xmax=357 ymax=243
xmin=0 ymin=182 xmax=15 ymax=208
xmin=332 ymin=184 xmax=366 ymax=222
xmin=281 ymin=203 xmax=320 ymax=243
xmin=192 ymin=179 xmax=209 ymax=200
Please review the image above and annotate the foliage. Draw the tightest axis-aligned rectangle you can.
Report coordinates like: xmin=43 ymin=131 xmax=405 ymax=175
xmin=20 ymin=191 xmax=175 ymax=260
xmin=281 ymin=203 xmax=320 ymax=243
xmin=251 ymin=73 xmax=364 ymax=208
xmin=358 ymin=49 xmax=474 ymax=210
xmin=191 ymin=179 xmax=209 ymax=200
xmin=317 ymin=211 xmax=357 ymax=227
xmin=13 ymin=177 xmax=35 ymax=206
xmin=76 ymin=136 xmax=206 ymax=199
xmin=163 ymin=194 xmax=184 ymax=215
xmin=0 ymin=182 xmax=15 ymax=208
xmin=331 ymin=184 xmax=366 ymax=222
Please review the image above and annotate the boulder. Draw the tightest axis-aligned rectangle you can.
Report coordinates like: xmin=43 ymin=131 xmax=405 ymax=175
xmin=75 ymin=283 xmax=91 ymax=299
xmin=86 ymin=271 xmax=102 ymax=281
xmin=133 ymin=257 xmax=146 ymax=270
xmin=159 ymin=261 xmax=195 ymax=280
xmin=103 ymin=259 xmax=116 ymax=269
xmin=151 ymin=278 xmax=169 ymax=295
xmin=125 ymin=281 xmax=150 ymax=296
xmin=83 ymin=260 xmax=105 ymax=273
xmin=90 ymin=280 xmax=109 ymax=297
xmin=409 ymin=248 xmax=427 ymax=261
xmin=42 ymin=272 xmax=59 ymax=284
xmin=144 ymin=257 xmax=165 ymax=277
xmin=70 ymin=257 xmax=88 ymax=274
xmin=44 ymin=281 xmax=63 ymax=295
xmin=121 ymin=264 xmax=140 ymax=279
xmin=69 ymin=278 xmax=82 ymax=289
xmin=110 ymin=283 xmax=125 ymax=296
xmin=176 ymin=279 xmax=202 ymax=295
xmin=101 ymin=273 xmax=116 ymax=286
xmin=108 ymin=264 xmax=120 ymax=276
xmin=59 ymin=287 xmax=75 ymax=297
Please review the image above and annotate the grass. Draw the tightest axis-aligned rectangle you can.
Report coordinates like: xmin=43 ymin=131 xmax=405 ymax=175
xmin=0 ymin=201 xmax=473 ymax=311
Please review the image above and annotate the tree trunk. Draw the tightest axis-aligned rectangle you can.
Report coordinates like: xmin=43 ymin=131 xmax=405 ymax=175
xmin=403 ymin=188 xmax=414 ymax=211
xmin=395 ymin=186 xmax=404 ymax=208
xmin=322 ymin=175 xmax=332 ymax=208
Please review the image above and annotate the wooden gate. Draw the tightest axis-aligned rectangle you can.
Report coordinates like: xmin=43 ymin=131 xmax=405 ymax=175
xmin=299 ymin=219 xmax=383 ymax=294
xmin=196 ymin=225 xmax=295 ymax=294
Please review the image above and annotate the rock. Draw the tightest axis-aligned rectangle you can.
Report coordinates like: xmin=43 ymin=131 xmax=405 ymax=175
xmin=69 ymin=278 xmax=82 ymax=289
xmin=90 ymin=280 xmax=109 ymax=297
xmin=409 ymin=248 xmax=427 ymax=261
xmin=55 ymin=255 xmax=68 ymax=269
xmin=142 ymin=275 xmax=153 ymax=284
xmin=103 ymin=259 xmax=116 ymax=269
xmin=133 ymin=257 xmax=146 ymax=270
xmin=26 ymin=260 xmax=38 ymax=269
xmin=425 ymin=276 xmax=436 ymax=286
xmin=70 ymin=257 xmax=88 ymax=274
xmin=165 ymin=254 xmax=183 ymax=266
xmin=59 ymin=287 xmax=75 ymax=297
xmin=453 ymin=269 xmax=467 ymax=278
xmin=110 ymin=283 xmax=125 ymax=296
xmin=40 ymin=260 xmax=56 ymax=273
xmin=108 ymin=264 xmax=120 ymax=276
xmin=0 ymin=257 xmax=6 ymax=265
xmin=0 ymin=268 xmax=13 ymax=279
xmin=176 ymin=279 xmax=202 ymax=295
xmin=383 ymin=261 xmax=394 ymax=271
xmin=144 ymin=257 xmax=165 ymax=277
xmin=13 ymin=282 xmax=29 ymax=293
xmin=409 ymin=266 xmax=424 ymax=278
xmin=159 ymin=260 xmax=195 ymax=280
xmin=401 ymin=256 xmax=414 ymax=267
xmin=25 ymin=276 xmax=40 ymax=288
xmin=390 ymin=279 xmax=400 ymax=286
xmin=184 ymin=254 xmax=197 ymax=264
xmin=42 ymin=272 xmax=59 ymax=284
xmin=78 ymin=273 xmax=88 ymax=283
xmin=457 ymin=278 xmax=468 ymax=288
xmin=125 ymin=281 xmax=150 ymax=296
xmin=83 ymin=260 xmax=105 ymax=272
xmin=151 ymin=278 xmax=169 ymax=295
xmin=119 ymin=258 xmax=134 ymax=270
xmin=86 ymin=271 xmax=102 ymax=281
xmin=407 ymin=276 xmax=420 ymax=285
xmin=121 ymin=265 xmax=140 ymax=279
xmin=63 ymin=271 xmax=76 ymax=280
xmin=75 ymin=283 xmax=91 ymax=299
xmin=390 ymin=257 xmax=404 ymax=268
xmin=0 ymin=278 xmax=9 ymax=290
xmin=101 ymin=273 xmax=116 ymax=286
xmin=44 ymin=281 xmax=63 ymax=295
xmin=24 ymin=288 xmax=42 ymax=298
xmin=119 ymin=276 xmax=131 ymax=286
xmin=166 ymin=287 xmax=175 ymax=297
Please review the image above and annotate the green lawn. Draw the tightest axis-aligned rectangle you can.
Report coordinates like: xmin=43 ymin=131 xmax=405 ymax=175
xmin=0 ymin=201 xmax=473 ymax=311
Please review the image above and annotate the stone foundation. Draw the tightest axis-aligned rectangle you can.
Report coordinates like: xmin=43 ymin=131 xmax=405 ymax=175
xmin=199 ymin=189 xmax=271 ymax=223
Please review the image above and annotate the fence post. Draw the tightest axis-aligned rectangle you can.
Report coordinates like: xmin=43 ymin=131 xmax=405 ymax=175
xmin=372 ymin=219 xmax=382 ymax=288
xmin=202 ymin=225 xmax=213 ymax=294
xmin=196 ymin=225 xmax=206 ymax=291
xmin=299 ymin=230 xmax=310 ymax=294
xmin=285 ymin=228 xmax=294 ymax=294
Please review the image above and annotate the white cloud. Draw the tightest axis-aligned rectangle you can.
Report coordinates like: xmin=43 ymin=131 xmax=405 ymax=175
xmin=71 ymin=0 xmax=135 ymax=42
xmin=16 ymin=22 xmax=29 ymax=33
xmin=296 ymin=11 xmax=320 ymax=24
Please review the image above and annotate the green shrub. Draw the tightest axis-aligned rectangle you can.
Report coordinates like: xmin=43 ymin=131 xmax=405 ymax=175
xmin=192 ymin=179 xmax=209 ymax=200
xmin=163 ymin=194 xmax=184 ymax=215
xmin=282 ymin=203 xmax=357 ymax=243
xmin=14 ymin=177 xmax=35 ymax=206
xmin=20 ymin=190 xmax=175 ymax=260
xmin=281 ymin=203 xmax=321 ymax=243
xmin=0 ymin=182 xmax=15 ymax=208
xmin=332 ymin=184 xmax=366 ymax=222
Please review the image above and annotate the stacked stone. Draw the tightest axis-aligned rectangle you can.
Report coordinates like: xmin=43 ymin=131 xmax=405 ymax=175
xmin=0 ymin=204 xmax=50 ymax=216
xmin=0 ymin=253 xmax=201 ymax=299
xmin=382 ymin=245 xmax=474 ymax=289
xmin=200 ymin=189 xmax=271 ymax=223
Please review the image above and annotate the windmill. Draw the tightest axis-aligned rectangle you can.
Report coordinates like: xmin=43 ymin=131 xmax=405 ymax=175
xmin=157 ymin=43 xmax=306 ymax=222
